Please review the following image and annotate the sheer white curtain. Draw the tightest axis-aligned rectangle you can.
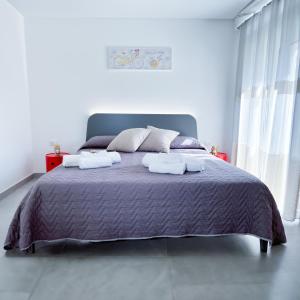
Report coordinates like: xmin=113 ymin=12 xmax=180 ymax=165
xmin=233 ymin=0 xmax=300 ymax=220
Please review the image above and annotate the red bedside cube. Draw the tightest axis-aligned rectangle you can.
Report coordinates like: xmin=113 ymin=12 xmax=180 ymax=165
xmin=215 ymin=152 xmax=228 ymax=162
xmin=45 ymin=152 xmax=69 ymax=172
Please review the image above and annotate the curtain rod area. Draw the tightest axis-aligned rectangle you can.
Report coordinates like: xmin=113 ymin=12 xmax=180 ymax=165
xmin=235 ymin=0 xmax=273 ymax=28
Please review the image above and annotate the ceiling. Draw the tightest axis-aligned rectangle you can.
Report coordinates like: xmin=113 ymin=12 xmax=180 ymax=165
xmin=8 ymin=0 xmax=252 ymax=19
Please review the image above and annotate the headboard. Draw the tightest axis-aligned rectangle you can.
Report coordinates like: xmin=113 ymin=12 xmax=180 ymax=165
xmin=86 ymin=113 xmax=197 ymax=141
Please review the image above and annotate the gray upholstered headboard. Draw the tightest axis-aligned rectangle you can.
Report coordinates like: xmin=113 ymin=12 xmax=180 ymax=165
xmin=86 ymin=113 xmax=197 ymax=140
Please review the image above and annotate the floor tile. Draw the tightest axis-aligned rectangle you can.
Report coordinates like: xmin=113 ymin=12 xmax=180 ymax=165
xmin=0 ymin=256 xmax=46 ymax=293
xmin=168 ymin=251 xmax=292 ymax=285
xmin=30 ymin=256 xmax=172 ymax=300
xmin=0 ymin=291 xmax=30 ymax=300
xmin=173 ymin=281 xmax=300 ymax=300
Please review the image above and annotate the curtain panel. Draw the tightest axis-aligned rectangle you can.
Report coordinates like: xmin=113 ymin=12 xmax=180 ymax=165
xmin=233 ymin=0 xmax=300 ymax=220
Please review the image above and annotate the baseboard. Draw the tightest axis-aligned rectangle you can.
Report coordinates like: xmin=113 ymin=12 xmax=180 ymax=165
xmin=0 ymin=173 xmax=43 ymax=201
xmin=32 ymin=173 xmax=44 ymax=178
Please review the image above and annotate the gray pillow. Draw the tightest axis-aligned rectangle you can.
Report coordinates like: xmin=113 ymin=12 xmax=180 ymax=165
xmin=107 ymin=128 xmax=151 ymax=153
xmin=79 ymin=136 xmax=115 ymax=150
xmin=170 ymin=136 xmax=206 ymax=150
xmin=138 ymin=126 xmax=179 ymax=153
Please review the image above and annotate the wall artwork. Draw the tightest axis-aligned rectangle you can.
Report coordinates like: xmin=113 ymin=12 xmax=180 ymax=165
xmin=107 ymin=47 xmax=172 ymax=70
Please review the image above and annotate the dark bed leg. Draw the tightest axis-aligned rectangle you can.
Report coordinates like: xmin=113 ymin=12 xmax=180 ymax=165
xmin=260 ymin=239 xmax=268 ymax=253
xmin=25 ymin=244 xmax=35 ymax=254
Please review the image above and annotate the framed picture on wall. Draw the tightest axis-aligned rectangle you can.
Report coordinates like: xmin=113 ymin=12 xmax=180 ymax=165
xmin=107 ymin=47 xmax=172 ymax=70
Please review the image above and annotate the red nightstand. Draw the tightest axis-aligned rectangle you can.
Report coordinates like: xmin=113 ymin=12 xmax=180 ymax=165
xmin=45 ymin=152 xmax=70 ymax=172
xmin=215 ymin=152 xmax=228 ymax=162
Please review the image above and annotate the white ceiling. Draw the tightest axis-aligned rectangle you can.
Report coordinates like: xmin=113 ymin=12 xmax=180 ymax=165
xmin=7 ymin=0 xmax=251 ymax=19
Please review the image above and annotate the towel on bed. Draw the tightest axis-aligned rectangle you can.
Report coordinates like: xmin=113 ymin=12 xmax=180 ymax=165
xmin=62 ymin=155 xmax=80 ymax=167
xmin=149 ymin=162 xmax=186 ymax=175
xmin=142 ymin=153 xmax=184 ymax=167
xmin=79 ymin=156 xmax=112 ymax=169
xmin=106 ymin=151 xmax=121 ymax=163
xmin=185 ymin=157 xmax=206 ymax=172
xmin=143 ymin=153 xmax=207 ymax=174
xmin=82 ymin=150 xmax=121 ymax=163
xmin=63 ymin=151 xmax=121 ymax=168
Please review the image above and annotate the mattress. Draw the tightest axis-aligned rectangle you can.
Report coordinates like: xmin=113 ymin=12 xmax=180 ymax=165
xmin=4 ymin=149 xmax=286 ymax=251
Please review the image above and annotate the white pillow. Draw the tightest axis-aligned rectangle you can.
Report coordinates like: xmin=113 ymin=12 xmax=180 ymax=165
xmin=138 ymin=126 xmax=179 ymax=153
xmin=107 ymin=128 xmax=151 ymax=153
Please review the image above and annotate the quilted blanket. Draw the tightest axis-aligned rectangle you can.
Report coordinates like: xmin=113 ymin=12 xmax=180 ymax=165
xmin=4 ymin=150 xmax=286 ymax=251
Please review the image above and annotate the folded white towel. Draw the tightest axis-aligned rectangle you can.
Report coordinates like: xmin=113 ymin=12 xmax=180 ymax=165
xmin=81 ymin=150 xmax=121 ymax=164
xmin=149 ymin=162 xmax=186 ymax=175
xmin=142 ymin=153 xmax=156 ymax=167
xmin=62 ymin=155 xmax=80 ymax=167
xmin=185 ymin=157 xmax=206 ymax=172
xmin=143 ymin=153 xmax=209 ymax=174
xmin=63 ymin=151 xmax=121 ymax=169
xmin=142 ymin=153 xmax=184 ymax=167
xmin=80 ymin=151 xmax=95 ymax=157
xmin=79 ymin=156 xmax=112 ymax=169
xmin=106 ymin=151 xmax=121 ymax=163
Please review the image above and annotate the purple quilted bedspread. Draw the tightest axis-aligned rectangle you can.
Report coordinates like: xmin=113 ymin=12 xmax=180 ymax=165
xmin=4 ymin=150 xmax=286 ymax=251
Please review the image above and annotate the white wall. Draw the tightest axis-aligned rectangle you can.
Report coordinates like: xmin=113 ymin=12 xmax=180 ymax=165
xmin=0 ymin=0 xmax=32 ymax=192
xmin=25 ymin=18 xmax=238 ymax=172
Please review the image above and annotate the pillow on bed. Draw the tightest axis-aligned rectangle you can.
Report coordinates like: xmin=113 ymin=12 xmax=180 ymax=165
xmin=138 ymin=126 xmax=179 ymax=153
xmin=79 ymin=135 xmax=115 ymax=150
xmin=170 ymin=136 xmax=206 ymax=150
xmin=107 ymin=128 xmax=151 ymax=152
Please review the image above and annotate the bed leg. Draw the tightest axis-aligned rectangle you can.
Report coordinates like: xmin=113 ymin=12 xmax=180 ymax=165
xmin=260 ymin=239 xmax=268 ymax=253
xmin=31 ymin=243 xmax=35 ymax=254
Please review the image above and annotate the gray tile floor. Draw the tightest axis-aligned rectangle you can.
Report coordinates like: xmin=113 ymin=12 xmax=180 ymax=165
xmin=0 ymin=179 xmax=299 ymax=300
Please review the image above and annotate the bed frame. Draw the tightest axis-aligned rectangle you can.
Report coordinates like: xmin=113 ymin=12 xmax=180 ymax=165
xmin=28 ymin=113 xmax=268 ymax=254
xmin=86 ymin=113 xmax=198 ymax=140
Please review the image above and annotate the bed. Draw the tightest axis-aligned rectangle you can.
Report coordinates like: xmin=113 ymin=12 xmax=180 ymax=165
xmin=4 ymin=113 xmax=286 ymax=253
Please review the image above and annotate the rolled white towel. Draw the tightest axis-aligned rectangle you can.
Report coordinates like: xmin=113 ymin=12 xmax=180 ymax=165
xmin=149 ymin=162 xmax=186 ymax=175
xmin=80 ymin=151 xmax=91 ymax=157
xmin=185 ymin=157 xmax=206 ymax=172
xmin=79 ymin=156 xmax=112 ymax=169
xmin=81 ymin=150 xmax=121 ymax=164
xmin=62 ymin=155 xmax=80 ymax=167
xmin=142 ymin=153 xmax=157 ymax=167
xmin=106 ymin=151 xmax=121 ymax=163
xmin=142 ymin=153 xmax=184 ymax=167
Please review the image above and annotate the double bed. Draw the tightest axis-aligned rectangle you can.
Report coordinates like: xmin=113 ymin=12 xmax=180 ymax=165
xmin=4 ymin=113 xmax=286 ymax=253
